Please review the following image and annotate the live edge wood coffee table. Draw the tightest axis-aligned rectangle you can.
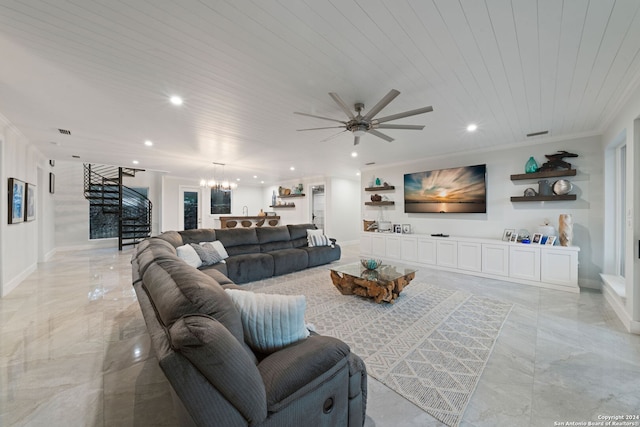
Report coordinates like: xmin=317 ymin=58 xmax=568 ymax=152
xmin=330 ymin=262 xmax=417 ymax=304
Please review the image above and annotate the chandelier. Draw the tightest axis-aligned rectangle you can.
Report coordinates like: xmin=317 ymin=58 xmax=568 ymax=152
xmin=200 ymin=162 xmax=237 ymax=191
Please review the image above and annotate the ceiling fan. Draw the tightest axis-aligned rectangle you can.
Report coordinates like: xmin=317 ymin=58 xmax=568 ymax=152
xmin=295 ymin=89 xmax=433 ymax=145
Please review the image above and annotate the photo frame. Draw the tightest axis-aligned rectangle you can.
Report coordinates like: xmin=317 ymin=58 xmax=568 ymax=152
xmin=502 ymin=228 xmax=515 ymax=241
xmin=402 ymin=224 xmax=411 ymax=234
xmin=531 ymin=233 xmax=542 ymax=244
xmin=509 ymin=232 xmax=518 ymax=243
xmin=25 ymin=183 xmax=36 ymax=222
xmin=540 ymin=235 xmax=548 ymax=245
xmin=8 ymin=178 xmax=25 ymax=224
xmin=49 ymin=172 xmax=55 ymax=194
xmin=393 ymin=224 xmax=402 ymax=234
xmin=545 ymin=235 xmax=556 ymax=246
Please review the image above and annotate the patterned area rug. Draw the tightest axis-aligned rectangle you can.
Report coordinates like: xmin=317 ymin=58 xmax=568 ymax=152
xmin=244 ymin=268 xmax=513 ymax=427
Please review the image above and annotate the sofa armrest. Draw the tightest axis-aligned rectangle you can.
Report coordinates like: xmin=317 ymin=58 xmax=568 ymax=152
xmin=258 ymin=335 xmax=350 ymax=409
xmin=169 ymin=314 xmax=267 ymax=425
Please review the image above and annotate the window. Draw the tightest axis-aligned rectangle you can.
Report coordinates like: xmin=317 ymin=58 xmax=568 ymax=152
xmin=210 ymin=188 xmax=231 ymax=214
xmin=89 ymin=187 xmax=148 ymax=239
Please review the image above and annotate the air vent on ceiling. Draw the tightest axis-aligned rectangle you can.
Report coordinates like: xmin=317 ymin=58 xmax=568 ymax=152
xmin=365 ymin=162 xmax=376 ymax=165
xmin=526 ymin=130 xmax=549 ymax=137
xmin=72 ymin=155 xmax=80 ymax=159
xmin=58 ymin=128 xmax=71 ymax=135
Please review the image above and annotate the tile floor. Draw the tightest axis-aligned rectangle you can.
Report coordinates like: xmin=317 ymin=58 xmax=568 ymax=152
xmin=1 ymin=244 xmax=639 ymax=427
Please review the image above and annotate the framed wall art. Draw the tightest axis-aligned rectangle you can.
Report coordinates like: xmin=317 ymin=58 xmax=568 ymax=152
xmin=8 ymin=178 xmax=25 ymax=224
xmin=25 ymin=183 xmax=36 ymax=222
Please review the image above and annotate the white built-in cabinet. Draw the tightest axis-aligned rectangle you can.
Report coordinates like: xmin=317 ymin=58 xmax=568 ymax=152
xmin=360 ymin=233 xmax=580 ymax=292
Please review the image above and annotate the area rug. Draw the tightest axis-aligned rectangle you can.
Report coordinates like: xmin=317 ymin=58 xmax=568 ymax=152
xmin=245 ymin=268 xmax=513 ymax=427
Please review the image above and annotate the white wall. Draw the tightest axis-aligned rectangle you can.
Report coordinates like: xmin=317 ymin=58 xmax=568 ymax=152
xmin=1 ymin=114 xmax=54 ymax=296
xmin=362 ymin=135 xmax=604 ymax=289
xmin=326 ymin=177 xmax=360 ymax=243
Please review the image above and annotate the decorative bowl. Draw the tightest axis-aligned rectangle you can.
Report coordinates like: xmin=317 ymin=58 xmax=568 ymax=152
xmin=553 ymin=179 xmax=573 ymax=195
xmin=361 ymin=259 xmax=382 ymax=270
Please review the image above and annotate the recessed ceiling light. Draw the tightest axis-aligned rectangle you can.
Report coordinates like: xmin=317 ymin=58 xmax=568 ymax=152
xmin=466 ymin=123 xmax=478 ymax=132
xmin=236 ymin=178 xmax=240 ymax=181
xmin=169 ymin=95 xmax=183 ymax=106
xmin=260 ymin=181 xmax=264 ymax=184
xmin=144 ymin=140 xmax=153 ymax=146
xmin=356 ymin=172 xmax=361 ymax=176
xmin=290 ymin=166 xmax=295 ymax=171
xmin=253 ymin=175 xmax=258 ymax=179
xmin=133 ymin=160 xmax=139 ymax=165
xmin=351 ymin=151 xmax=358 ymax=157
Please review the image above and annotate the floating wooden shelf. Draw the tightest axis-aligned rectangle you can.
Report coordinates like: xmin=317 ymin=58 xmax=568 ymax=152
xmin=270 ymin=204 xmax=295 ymax=208
xmin=510 ymin=194 xmax=577 ymax=202
xmin=364 ymin=186 xmax=395 ymax=191
xmin=365 ymin=201 xmax=395 ymax=206
xmin=279 ymin=193 xmax=305 ymax=198
xmin=510 ymin=169 xmax=577 ymax=181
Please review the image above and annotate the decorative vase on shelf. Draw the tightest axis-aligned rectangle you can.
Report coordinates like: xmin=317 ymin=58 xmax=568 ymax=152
xmin=558 ymin=214 xmax=573 ymax=246
xmin=271 ymin=190 xmax=277 ymax=207
xmin=525 ymin=156 xmax=538 ymax=173
xmin=375 ymin=177 xmax=381 ymax=186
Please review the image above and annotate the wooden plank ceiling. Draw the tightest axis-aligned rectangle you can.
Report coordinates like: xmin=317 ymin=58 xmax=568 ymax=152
xmin=0 ymin=0 xmax=639 ymax=182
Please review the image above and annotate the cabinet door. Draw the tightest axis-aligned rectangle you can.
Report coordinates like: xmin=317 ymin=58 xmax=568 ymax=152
xmin=509 ymin=245 xmax=540 ymax=281
xmin=418 ymin=238 xmax=437 ymax=265
xmin=482 ymin=244 xmax=509 ymax=276
xmin=541 ymin=249 xmax=578 ymax=286
xmin=371 ymin=235 xmax=386 ymax=258
xmin=437 ymin=240 xmax=458 ymax=268
xmin=401 ymin=236 xmax=418 ymax=262
xmin=360 ymin=233 xmax=373 ymax=255
xmin=385 ymin=235 xmax=401 ymax=259
xmin=458 ymin=242 xmax=481 ymax=272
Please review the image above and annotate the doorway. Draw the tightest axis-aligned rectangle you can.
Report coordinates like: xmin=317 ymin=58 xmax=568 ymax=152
xmin=179 ymin=187 xmax=201 ymax=230
xmin=311 ymin=185 xmax=325 ymax=230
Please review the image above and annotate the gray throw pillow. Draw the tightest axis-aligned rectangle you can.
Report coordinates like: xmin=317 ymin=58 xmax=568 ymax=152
xmin=190 ymin=243 xmax=223 ymax=266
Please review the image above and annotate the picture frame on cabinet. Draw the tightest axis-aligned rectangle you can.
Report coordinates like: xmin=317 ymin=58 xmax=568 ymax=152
xmin=402 ymin=224 xmax=411 ymax=234
xmin=503 ymin=228 xmax=515 ymax=241
xmin=532 ymin=233 xmax=542 ymax=244
xmin=545 ymin=235 xmax=556 ymax=245
xmin=509 ymin=232 xmax=518 ymax=243
xmin=540 ymin=235 xmax=548 ymax=245
xmin=393 ymin=224 xmax=402 ymax=234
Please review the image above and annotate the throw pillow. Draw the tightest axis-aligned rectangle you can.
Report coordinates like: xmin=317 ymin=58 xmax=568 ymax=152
xmin=307 ymin=228 xmax=331 ymax=247
xmin=176 ymin=244 xmax=202 ymax=268
xmin=201 ymin=240 xmax=229 ymax=260
xmin=225 ymin=289 xmax=310 ymax=353
xmin=190 ymin=243 xmax=223 ymax=266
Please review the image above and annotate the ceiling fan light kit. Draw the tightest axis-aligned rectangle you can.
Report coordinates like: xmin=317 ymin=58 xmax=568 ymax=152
xmin=295 ymin=89 xmax=433 ymax=145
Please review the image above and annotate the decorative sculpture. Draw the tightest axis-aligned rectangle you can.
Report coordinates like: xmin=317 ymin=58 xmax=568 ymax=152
xmin=539 ymin=151 xmax=578 ymax=171
xmin=558 ymin=214 xmax=573 ymax=246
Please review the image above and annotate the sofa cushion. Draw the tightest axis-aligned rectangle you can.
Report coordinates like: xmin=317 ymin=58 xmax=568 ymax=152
xmin=199 ymin=264 xmax=232 ymax=285
xmin=225 ymin=289 xmax=310 ymax=353
xmin=270 ymin=248 xmax=309 ymax=276
xmin=179 ymin=228 xmax=217 ymax=244
xmin=225 ymin=253 xmax=274 ymax=284
xmin=256 ymin=226 xmax=291 ymax=243
xmin=134 ymin=239 xmax=180 ymax=279
xmin=307 ymin=229 xmax=332 ymax=247
xmin=302 ymin=245 xmax=341 ymax=267
xmin=177 ymin=244 xmax=203 ymax=268
xmin=216 ymin=228 xmax=259 ymax=246
xmin=169 ymin=314 xmax=267 ymax=424
xmin=141 ymin=258 xmax=245 ymax=341
xmin=288 ymin=224 xmax=317 ymax=248
xmin=154 ymin=230 xmax=184 ymax=248
xmin=190 ymin=243 xmax=223 ymax=265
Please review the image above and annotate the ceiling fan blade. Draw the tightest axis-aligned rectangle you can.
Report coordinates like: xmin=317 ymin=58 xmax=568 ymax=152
xmin=368 ymin=129 xmax=395 ymax=142
xmin=297 ymin=126 xmax=345 ymax=131
xmin=353 ymin=135 xmax=361 ymax=146
xmin=294 ymin=111 xmax=346 ymax=124
xmin=375 ymin=106 xmax=434 ymax=124
xmin=329 ymin=92 xmax=356 ymax=120
xmin=321 ymin=130 xmax=348 ymax=142
xmin=375 ymin=124 xmax=425 ymax=130
xmin=363 ymin=89 xmax=400 ymax=121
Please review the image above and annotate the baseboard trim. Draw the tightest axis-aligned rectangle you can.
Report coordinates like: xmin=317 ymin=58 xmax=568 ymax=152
xmin=44 ymin=248 xmax=57 ymax=262
xmin=55 ymin=240 xmax=118 ymax=252
xmin=602 ymin=281 xmax=639 ymax=334
xmin=2 ymin=263 xmax=37 ymax=297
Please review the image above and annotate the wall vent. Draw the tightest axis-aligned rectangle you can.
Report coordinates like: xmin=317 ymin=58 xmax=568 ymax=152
xmin=365 ymin=162 xmax=376 ymax=165
xmin=58 ymin=128 xmax=71 ymax=135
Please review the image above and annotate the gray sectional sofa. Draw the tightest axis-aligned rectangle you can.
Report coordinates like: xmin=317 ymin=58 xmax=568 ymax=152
xmin=162 ymin=224 xmax=341 ymax=284
xmin=131 ymin=224 xmax=366 ymax=426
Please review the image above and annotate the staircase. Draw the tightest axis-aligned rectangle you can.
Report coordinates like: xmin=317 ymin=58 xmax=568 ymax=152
xmin=83 ymin=164 xmax=152 ymax=250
